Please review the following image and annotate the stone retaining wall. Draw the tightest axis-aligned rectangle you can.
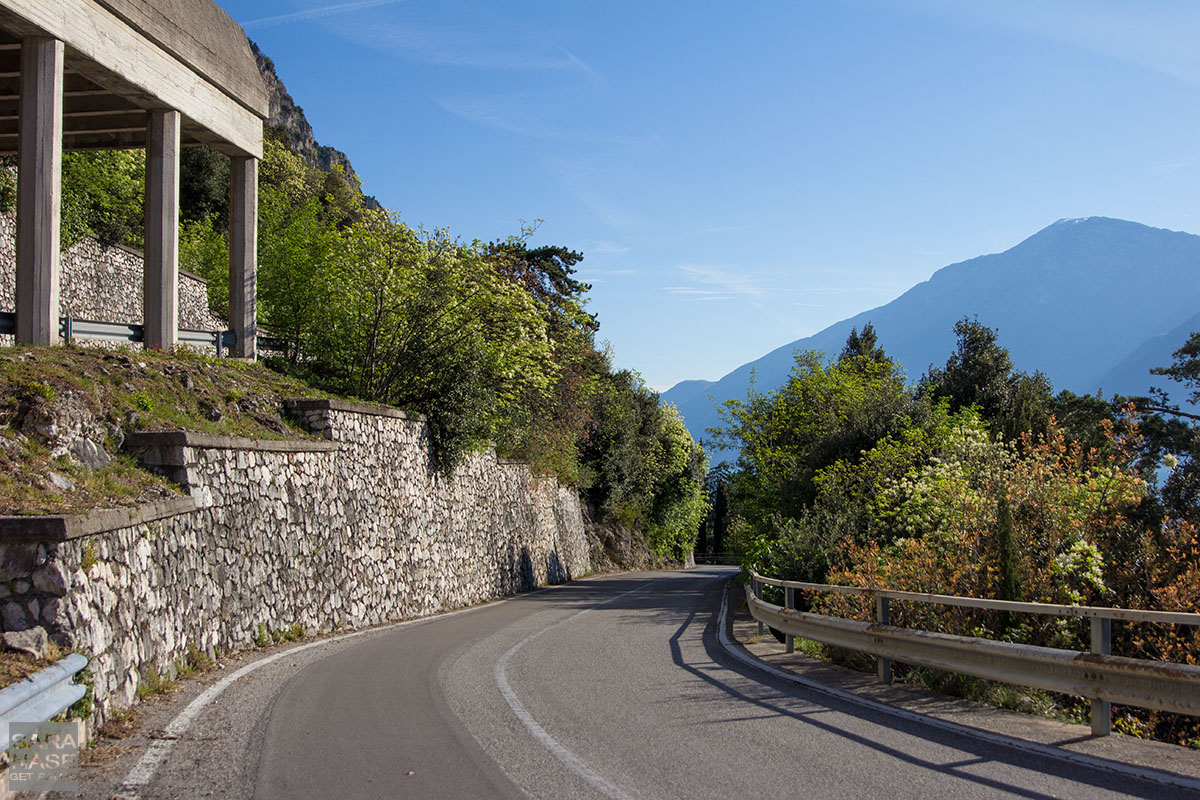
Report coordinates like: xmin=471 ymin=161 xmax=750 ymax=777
xmin=0 ymin=211 xmax=225 ymax=333
xmin=0 ymin=399 xmax=590 ymax=721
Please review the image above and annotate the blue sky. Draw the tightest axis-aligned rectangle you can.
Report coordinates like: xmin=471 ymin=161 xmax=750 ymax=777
xmin=221 ymin=0 xmax=1200 ymax=391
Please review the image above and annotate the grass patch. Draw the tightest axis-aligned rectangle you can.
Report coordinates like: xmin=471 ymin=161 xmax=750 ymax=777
xmin=136 ymin=666 xmax=177 ymax=699
xmin=793 ymin=636 xmax=827 ymax=659
xmin=174 ymin=644 xmax=214 ymax=678
xmin=784 ymin=634 xmax=1085 ymax=727
xmin=0 ymin=344 xmax=339 ymax=515
xmin=896 ymin=664 xmax=1061 ymax=718
xmin=0 ymin=645 xmax=66 ymax=688
xmin=255 ymin=622 xmax=306 ymax=648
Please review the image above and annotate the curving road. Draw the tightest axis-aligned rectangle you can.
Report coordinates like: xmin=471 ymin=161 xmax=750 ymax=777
xmin=102 ymin=568 xmax=1197 ymax=799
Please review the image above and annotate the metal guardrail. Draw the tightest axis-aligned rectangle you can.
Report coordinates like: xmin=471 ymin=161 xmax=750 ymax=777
xmin=0 ymin=310 xmax=239 ymax=356
xmin=746 ymin=570 xmax=1200 ymax=736
xmin=0 ymin=653 xmax=89 ymax=752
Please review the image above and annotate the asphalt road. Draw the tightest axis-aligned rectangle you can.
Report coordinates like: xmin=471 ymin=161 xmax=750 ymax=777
xmin=94 ymin=568 xmax=1198 ymax=799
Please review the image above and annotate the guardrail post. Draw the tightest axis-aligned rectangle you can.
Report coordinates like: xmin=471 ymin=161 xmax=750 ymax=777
xmin=755 ymin=577 xmax=765 ymax=637
xmin=63 ymin=315 xmax=72 ymax=342
xmin=1090 ymin=616 xmax=1112 ymax=736
xmin=876 ymin=596 xmax=892 ymax=684
xmin=784 ymin=586 xmax=796 ymax=653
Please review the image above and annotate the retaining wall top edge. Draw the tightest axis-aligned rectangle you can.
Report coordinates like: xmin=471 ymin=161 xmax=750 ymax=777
xmin=0 ymin=496 xmax=199 ymax=541
xmin=284 ymin=397 xmax=422 ymax=421
xmin=124 ymin=431 xmax=339 ymax=453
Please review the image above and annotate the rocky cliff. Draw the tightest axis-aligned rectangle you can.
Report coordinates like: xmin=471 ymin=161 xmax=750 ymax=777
xmin=250 ymin=40 xmax=380 ymax=208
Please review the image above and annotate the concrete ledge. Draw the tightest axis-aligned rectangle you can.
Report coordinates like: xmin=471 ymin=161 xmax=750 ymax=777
xmin=124 ymin=431 xmax=340 ymax=453
xmin=285 ymin=398 xmax=421 ymax=422
xmin=0 ymin=497 xmax=198 ymax=541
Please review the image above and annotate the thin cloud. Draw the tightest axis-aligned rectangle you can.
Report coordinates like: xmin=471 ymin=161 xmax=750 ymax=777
xmin=665 ymin=287 xmax=729 ymax=297
xmin=582 ymin=241 xmax=631 ymax=256
xmin=1155 ymin=154 xmax=1198 ymax=176
xmin=576 ymin=268 xmax=635 ymax=285
xmin=803 ymin=286 xmax=887 ymax=295
xmin=241 ymin=0 xmax=403 ymax=29
xmin=562 ymin=49 xmax=605 ymax=84
xmin=544 ymin=158 xmax=644 ymax=229
xmin=330 ymin=17 xmax=603 ymax=76
xmin=438 ymin=97 xmax=663 ymax=149
xmin=663 ymin=287 xmax=735 ymax=302
xmin=883 ymin=0 xmax=1200 ymax=87
xmin=673 ymin=265 xmax=773 ymax=299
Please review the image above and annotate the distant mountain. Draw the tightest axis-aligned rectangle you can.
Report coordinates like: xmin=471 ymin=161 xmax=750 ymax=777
xmin=1096 ymin=311 xmax=1200 ymax=403
xmin=663 ymin=217 xmax=1200 ymax=445
xmin=661 ymin=379 xmax=716 ymax=408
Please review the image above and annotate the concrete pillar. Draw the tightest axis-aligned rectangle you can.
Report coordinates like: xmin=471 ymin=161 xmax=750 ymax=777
xmin=15 ymin=37 xmax=64 ymax=346
xmin=144 ymin=109 xmax=181 ymax=351
xmin=229 ymin=156 xmax=257 ymax=359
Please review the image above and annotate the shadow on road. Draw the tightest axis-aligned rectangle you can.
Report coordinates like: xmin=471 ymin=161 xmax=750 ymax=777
xmin=662 ymin=577 xmax=1189 ymax=800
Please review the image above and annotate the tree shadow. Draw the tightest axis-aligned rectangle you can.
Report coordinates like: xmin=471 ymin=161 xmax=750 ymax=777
xmin=660 ymin=580 xmax=1194 ymax=800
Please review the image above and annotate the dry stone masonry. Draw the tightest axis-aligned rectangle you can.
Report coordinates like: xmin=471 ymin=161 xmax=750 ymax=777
xmin=0 ymin=211 xmax=225 ymax=335
xmin=0 ymin=399 xmax=591 ymax=723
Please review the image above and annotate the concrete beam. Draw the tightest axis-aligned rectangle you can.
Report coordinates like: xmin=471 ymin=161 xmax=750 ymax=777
xmin=229 ymin=155 xmax=257 ymax=360
xmin=15 ymin=36 xmax=62 ymax=346
xmin=0 ymin=0 xmax=262 ymax=157
xmin=144 ymin=108 xmax=179 ymax=351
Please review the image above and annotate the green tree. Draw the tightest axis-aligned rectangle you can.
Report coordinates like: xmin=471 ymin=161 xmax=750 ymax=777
xmin=178 ymin=216 xmax=229 ymax=316
xmin=1149 ymin=332 xmax=1200 ymax=525
xmin=839 ymin=322 xmax=887 ymax=364
xmin=1152 ymin=332 xmax=1200 ymax=405
xmin=921 ymin=316 xmax=1052 ymax=441
xmin=60 ymin=150 xmax=146 ymax=248
xmin=713 ymin=348 xmax=913 ymax=519
xmin=995 ymin=492 xmax=1020 ymax=632
xmin=180 ymin=145 xmax=230 ymax=228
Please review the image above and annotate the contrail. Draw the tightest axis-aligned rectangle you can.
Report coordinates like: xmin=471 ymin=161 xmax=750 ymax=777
xmin=241 ymin=0 xmax=403 ymax=29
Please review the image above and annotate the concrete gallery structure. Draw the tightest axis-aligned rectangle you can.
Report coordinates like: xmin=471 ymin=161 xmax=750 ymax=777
xmin=0 ymin=0 xmax=266 ymax=356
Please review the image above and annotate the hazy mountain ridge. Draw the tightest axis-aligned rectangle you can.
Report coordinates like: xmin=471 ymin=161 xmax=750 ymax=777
xmin=664 ymin=217 xmax=1200 ymax=443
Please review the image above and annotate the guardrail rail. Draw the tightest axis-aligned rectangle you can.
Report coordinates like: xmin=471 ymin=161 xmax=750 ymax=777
xmin=745 ymin=570 xmax=1200 ymax=736
xmin=0 ymin=653 xmax=89 ymax=752
xmin=0 ymin=311 xmax=289 ymax=358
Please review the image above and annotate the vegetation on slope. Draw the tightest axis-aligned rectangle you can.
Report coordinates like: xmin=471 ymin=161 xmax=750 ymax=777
xmin=0 ymin=346 xmax=326 ymax=515
xmin=6 ymin=111 xmax=707 ymax=559
xmin=704 ymin=319 xmax=1200 ymax=746
xmin=174 ymin=132 xmax=707 ymax=558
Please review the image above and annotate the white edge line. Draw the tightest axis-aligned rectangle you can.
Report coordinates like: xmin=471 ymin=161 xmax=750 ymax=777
xmin=493 ymin=581 xmax=664 ymax=800
xmin=715 ymin=583 xmax=1200 ymax=795
xmin=114 ymin=584 xmax=566 ymax=798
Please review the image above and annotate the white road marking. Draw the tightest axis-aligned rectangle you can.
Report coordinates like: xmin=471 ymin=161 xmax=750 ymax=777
xmin=716 ymin=584 xmax=1200 ymax=795
xmin=114 ymin=590 xmax=558 ymax=799
xmin=493 ymin=579 xmax=670 ymax=800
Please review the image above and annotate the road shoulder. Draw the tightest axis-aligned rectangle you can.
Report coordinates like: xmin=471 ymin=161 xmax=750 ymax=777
xmin=721 ymin=580 xmax=1200 ymax=790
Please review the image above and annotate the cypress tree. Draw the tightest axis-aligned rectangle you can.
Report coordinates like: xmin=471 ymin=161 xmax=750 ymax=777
xmin=996 ymin=493 xmax=1020 ymax=634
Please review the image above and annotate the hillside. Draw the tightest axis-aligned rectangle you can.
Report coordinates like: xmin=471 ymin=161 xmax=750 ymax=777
xmin=665 ymin=217 xmax=1200 ymax=444
xmin=0 ymin=346 xmax=326 ymax=515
